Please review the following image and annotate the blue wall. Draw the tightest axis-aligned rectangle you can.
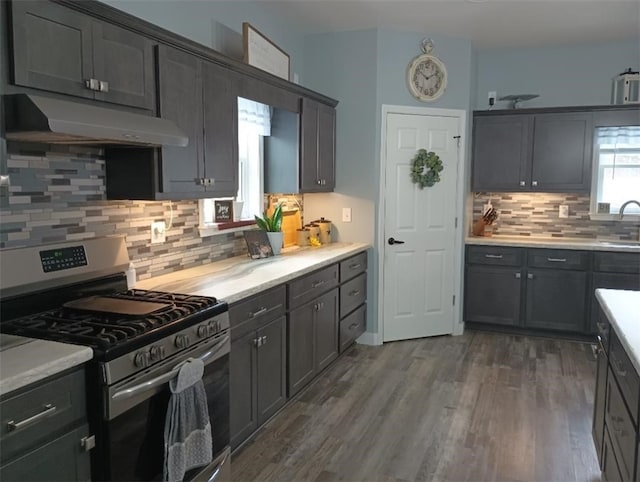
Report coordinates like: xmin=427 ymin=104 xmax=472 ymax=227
xmin=474 ymin=40 xmax=640 ymax=110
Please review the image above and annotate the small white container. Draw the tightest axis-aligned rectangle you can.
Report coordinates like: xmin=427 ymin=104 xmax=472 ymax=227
xmin=612 ymin=68 xmax=640 ymax=104
xmin=126 ymin=262 xmax=136 ymax=288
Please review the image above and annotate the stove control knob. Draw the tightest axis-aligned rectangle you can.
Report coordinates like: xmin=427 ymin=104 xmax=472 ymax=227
xmin=208 ymin=320 xmax=219 ymax=335
xmin=197 ymin=325 xmax=208 ymax=338
xmin=134 ymin=351 xmax=151 ymax=368
xmin=149 ymin=345 xmax=165 ymax=362
xmin=175 ymin=334 xmax=190 ymax=349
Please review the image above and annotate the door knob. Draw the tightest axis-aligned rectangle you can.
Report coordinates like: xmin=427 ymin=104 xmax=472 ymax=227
xmin=388 ymin=237 xmax=405 ymax=245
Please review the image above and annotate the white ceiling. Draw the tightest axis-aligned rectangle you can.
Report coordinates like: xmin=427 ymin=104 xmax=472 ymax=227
xmin=261 ymin=0 xmax=640 ymax=48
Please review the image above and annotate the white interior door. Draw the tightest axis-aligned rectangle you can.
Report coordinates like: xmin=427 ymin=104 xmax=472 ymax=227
xmin=382 ymin=112 xmax=460 ymax=342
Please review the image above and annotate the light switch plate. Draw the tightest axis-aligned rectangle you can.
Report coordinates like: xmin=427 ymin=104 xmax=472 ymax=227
xmin=342 ymin=207 xmax=352 ymax=223
xmin=151 ymin=221 xmax=166 ymax=244
xmin=559 ymin=205 xmax=569 ymax=219
xmin=597 ymin=202 xmax=611 ymax=214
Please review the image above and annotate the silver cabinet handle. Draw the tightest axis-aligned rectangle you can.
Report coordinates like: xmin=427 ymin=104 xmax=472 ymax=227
xmin=80 ymin=435 xmax=96 ymax=452
xmin=312 ymin=280 xmax=326 ymax=288
xmin=7 ymin=404 xmax=57 ymax=432
xmin=515 ymin=273 xmax=521 ymax=279
xmin=261 ymin=336 xmax=267 ymax=345
xmin=547 ymin=258 xmax=567 ymax=263
xmin=532 ymin=180 xmax=538 ymax=187
xmin=527 ymin=273 xmax=533 ymax=279
xmin=348 ymin=322 xmax=359 ymax=330
xmin=316 ymin=180 xmax=322 ymax=185
xmin=98 ymin=80 xmax=109 ymax=92
xmin=249 ymin=307 xmax=268 ymax=318
xmin=484 ymin=254 xmax=503 ymax=259
xmin=314 ymin=302 xmax=324 ymax=311
xmin=349 ymin=290 xmax=360 ymax=297
xmin=85 ymin=78 xmax=99 ymax=91
xmin=611 ymin=354 xmax=627 ymax=378
xmin=519 ymin=181 xmax=526 ymax=187
xmin=349 ymin=263 xmax=361 ymax=270
xmin=253 ymin=338 xmax=260 ymax=347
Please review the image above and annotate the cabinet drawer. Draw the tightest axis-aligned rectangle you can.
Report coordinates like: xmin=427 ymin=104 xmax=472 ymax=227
xmin=527 ymin=248 xmax=589 ymax=270
xmin=288 ymin=264 xmax=339 ymax=310
xmin=0 ymin=368 xmax=86 ymax=464
xmin=340 ymin=252 xmax=367 ymax=282
xmin=229 ymin=285 xmax=286 ymax=330
xmin=609 ymin=329 xmax=640 ymax=425
xmin=466 ymin=246 xmax=523 ymax=267
xmin=340 ymin=273 xmax=366 ymax=318
xmin=594 ymin=252 xmax=640 ymax=274
xmin=602 ymin=425 xmax=624 ymax=482
xmin=605 ymin=368 xmax=637 ymax=482
xmin=339 ymin=304 xmax=365 ymax=353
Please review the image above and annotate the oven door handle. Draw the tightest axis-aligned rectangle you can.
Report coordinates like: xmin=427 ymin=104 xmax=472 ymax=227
xmin=111 ymin=335 xmax=229 ymax=402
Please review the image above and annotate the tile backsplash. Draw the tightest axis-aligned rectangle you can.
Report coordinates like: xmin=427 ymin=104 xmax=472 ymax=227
xmin=472 ymin=192 xmax=640 ymax=240
xmin=0 ymin=144 xmax=248 ymax=281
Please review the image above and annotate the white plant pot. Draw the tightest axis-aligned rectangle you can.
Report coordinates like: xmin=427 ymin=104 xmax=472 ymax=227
xmin=266 ymin=231 xmax=283 ymax=256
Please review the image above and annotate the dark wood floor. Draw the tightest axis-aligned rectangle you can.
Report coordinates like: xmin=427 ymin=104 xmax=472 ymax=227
xmin=231 ymin=331 xmax=602 ymax=482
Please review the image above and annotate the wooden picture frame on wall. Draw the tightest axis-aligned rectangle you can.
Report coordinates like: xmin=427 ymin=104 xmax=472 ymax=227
xmin=243 ymin=22 xmax=290 ymax=81
xmin=214 ymin=200 xmax=233 ymax=223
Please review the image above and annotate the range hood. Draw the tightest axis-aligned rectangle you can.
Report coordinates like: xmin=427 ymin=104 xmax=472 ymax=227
xmin=3 ymin=94 xmax=188 ymax=147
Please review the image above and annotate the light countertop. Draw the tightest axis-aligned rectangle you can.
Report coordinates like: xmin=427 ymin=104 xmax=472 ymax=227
xmin=596 ymin=289 xmax=640 ymax=374
xmin=136 ymin=242 xmax=371 ymax=304
xmin=466 ymin=236 xmax=640 ymax=253
xmin=0 ymin=335 xmax=93 ymax=396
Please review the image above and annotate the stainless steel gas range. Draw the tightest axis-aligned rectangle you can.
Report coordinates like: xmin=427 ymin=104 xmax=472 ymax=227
xmin=0 ymin=237 xmax=231 ymax=481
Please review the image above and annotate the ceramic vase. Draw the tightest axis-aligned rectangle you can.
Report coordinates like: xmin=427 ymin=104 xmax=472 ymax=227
xmin=266 ymin=231 xmax=283 ymax=255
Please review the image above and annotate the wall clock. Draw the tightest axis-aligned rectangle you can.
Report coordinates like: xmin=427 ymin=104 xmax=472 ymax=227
xmin=407 ymin=38 xmax=447 ymax=102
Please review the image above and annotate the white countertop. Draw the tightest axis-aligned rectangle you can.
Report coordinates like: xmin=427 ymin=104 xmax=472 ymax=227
xmin=466 ymin=235 xmax=640 ymax=253
xmin=596 ymin=289 xmax=640 ymax=374
xmin=136 ymin=242 xmax=371 ymax=303
xmin=0 ymin=335 xmax=93 ymax=396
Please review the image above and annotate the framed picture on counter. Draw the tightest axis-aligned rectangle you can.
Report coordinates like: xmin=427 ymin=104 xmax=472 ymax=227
xmin=214 ymin=200 xmax=233 ymax=223
xmin=243 ymin=230 xmax=274 ymax=259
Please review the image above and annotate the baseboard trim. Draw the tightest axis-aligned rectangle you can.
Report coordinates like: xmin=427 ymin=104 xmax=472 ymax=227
xmin=356 ymin=331 xmax=382 ymax=346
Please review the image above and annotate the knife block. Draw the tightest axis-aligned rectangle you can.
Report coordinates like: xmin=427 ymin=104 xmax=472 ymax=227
xmin=472 ymin=218 xmax=493 ymax=237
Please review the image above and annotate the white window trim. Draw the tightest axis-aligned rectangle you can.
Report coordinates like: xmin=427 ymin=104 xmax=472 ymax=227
xmin=589 ymin=144 xmax=640 ymax=222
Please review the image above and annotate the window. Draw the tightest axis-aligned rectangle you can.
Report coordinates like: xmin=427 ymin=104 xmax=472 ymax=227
xmin=591 ymin=126 xmax=640 ymax=219
xmin=199 ymin=98 xmax=270 ymax=235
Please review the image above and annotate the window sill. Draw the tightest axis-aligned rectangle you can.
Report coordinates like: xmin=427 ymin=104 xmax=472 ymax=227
xmin=589 ymin=213 xmax=640 ymax=222
xmin=199 ymin=220 xmax=256 ymax=238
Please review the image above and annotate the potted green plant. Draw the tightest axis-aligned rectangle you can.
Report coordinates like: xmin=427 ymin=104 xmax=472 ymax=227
xmin=254 ymin=203 xmax=284 ymax=255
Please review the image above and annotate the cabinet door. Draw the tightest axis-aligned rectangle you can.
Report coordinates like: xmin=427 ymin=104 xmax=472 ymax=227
xmin=300 ymin=97 xmax=319 ymax=192
xmin=156 ymin=45 xmax=205 ymax=195
xmin=589 ymin=272 xmax=640 ymax=333
xmin=464 ymin=265 xmax=522 ymax=326
xmin=288 ymin=302 xmax=316 ymax=397
xmin=317 ymin=103 xmax=336 ymax=191
xmin=315 ymin=288 xmax=339 ymax=372
xmin=10 ymin=0 xmax=94 ymax=99
xmin=531 ymin=113 xmax=593 ymax=192
xmin=592 ymin=347 xmax=608 ymax=465
xmin=525 ymin=269 xmax=586 ymax=332
xmin=471 ymin=115 xmax=531 ymax=191
xmin=256 ymin=316 xmax=287 ymax=426
xmin=202 ymin=62 xmax=239 ymax=197
xmin=230 ymin=330 xmax=258 ymax=450
xmin=92 ymin=22 xmax=155 ymax=110
xmin=0 ymin=424 xmax=91 ymax=482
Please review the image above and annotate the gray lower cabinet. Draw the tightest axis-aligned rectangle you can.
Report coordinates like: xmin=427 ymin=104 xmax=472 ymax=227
xmin=229 ymin=286 xmax=287 ymax=450
xmin=10 ymin=0 xmax=155 ymax=110
xmin=288 ymin=288 xmax=339 ymax=396
xmin=0 ymin=366 xmax=92 ymax=481
xmin=593 ymin=335 xmax=609 ymax=465
xmin=464 ymin=265 xmax=522 ymax=326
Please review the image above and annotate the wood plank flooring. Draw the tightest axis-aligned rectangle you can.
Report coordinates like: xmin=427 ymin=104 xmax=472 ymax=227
xmin=231 ymin=331 xmax=602 ymax=482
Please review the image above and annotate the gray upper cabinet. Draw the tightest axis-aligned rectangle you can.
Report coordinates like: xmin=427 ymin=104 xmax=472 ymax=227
xmin=531 ymin=112 xmax=592 ymax=192
xmin=156 ymin=45 xmax=238 ymax=198
xmin=472 ymin=109 xmax=593 ymax=192
xmin=10 ymin=0 xmax=155 ymax=110
xmin=300 ymin=97 xmax=336 ymax=192
xmin=472 ymin=115 xmax=531 ymax=191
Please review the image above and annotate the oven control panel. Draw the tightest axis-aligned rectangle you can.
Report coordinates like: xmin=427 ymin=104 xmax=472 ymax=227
xmin=40 ymin=245 xmax=88 ymax=273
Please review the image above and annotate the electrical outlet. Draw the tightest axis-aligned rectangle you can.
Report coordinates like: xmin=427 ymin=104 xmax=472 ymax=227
xmin=559 ymin=205 xmax=569 ymax=219
xmin=342 ymin=207 xmax=352 ymax=223
xmin=488 ymin=91 xmax=497 ymax=107
xmin=151 ymin=221 xmax=166 ymax=244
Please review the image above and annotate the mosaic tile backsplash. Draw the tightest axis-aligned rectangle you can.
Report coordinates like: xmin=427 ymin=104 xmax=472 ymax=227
xmin=472 ymin=192 xmax=640 ymax=240
xmin=0 ymin=144 xmax=248 ymax=281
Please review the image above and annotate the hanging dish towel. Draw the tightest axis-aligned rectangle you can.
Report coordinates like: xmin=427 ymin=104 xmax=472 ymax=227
xmin=164 ymin=358 xmax=213 ymax=482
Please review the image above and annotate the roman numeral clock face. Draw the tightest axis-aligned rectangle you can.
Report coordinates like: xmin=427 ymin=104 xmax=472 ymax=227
xmin=407 ymin=55 xmax=448 ymax=101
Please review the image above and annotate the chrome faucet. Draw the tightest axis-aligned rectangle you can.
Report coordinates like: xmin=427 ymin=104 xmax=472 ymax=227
xmin=619 ymin=200 xmax=640 ymax=219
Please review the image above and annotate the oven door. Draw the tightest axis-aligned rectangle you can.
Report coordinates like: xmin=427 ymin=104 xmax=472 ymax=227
xmin=96 ymin=333 xmax=230 ymax=482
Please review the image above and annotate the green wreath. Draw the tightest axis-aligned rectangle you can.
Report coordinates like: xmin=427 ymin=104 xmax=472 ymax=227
xmin=410 ymin=149 xmax=443 ymax=188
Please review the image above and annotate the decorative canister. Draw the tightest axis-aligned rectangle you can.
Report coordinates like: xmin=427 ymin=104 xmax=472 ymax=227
xmin=296 ymin=228 xmax=310 ymax=247
xmin=306 ymin=223 xmax=320 ymax=241
xmin=314 ymin=218 xmax=332 ymax=245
